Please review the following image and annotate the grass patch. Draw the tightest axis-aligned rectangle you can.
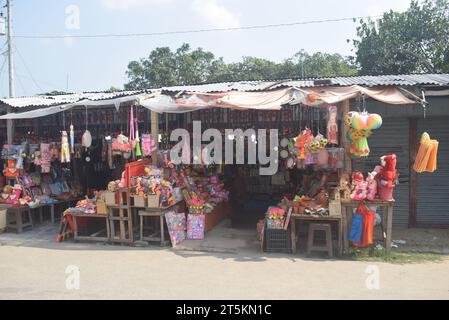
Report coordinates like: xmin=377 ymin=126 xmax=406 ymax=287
xmin=343 ymin=247 xmax=444 ymax=264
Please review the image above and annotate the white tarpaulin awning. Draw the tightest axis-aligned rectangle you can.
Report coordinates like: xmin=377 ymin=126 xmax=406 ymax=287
xmin=0 ymin=86 xmax=418 ymax=119
xmin=0 ymin=94 xmax=143 ymax=119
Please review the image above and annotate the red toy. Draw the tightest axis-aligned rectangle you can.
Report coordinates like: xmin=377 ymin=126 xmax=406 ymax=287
xmin=379 ymin=155 xmax=397 ymax=188
xmin=378 ymin=154 xmax=397 ymax=201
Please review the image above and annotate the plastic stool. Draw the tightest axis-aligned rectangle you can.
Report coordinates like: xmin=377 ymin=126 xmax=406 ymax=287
xmin=307 ymin=223 xmax=333 ymax=258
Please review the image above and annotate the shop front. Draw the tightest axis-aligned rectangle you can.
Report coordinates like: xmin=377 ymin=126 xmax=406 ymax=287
xmin=0 ymin=79 xmax=443 ymax=257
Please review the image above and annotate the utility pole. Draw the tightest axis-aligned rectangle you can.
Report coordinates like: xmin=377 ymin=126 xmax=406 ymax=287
xmin=6 ymin=0 xmax=15 ymax=144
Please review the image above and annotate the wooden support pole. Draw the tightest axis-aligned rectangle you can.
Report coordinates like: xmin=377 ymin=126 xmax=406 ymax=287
xmin=150 ymin=111 xmax=159 ymax=165
xmin=341 ymin=99 xmax=352 ymax=174
xmin=409 ymin=118 xmax=418 ymax=228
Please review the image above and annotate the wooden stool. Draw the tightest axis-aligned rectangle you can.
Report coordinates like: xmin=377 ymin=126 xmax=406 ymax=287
xmin=307 ymin=223 xmax=333 ymax=258
xmin=7 ymin=206 xmax=33 ymax=233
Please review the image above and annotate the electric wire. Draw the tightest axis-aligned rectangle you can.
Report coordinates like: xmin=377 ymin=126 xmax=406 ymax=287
xmin=14 ymin=15 xmax=382 ymax=39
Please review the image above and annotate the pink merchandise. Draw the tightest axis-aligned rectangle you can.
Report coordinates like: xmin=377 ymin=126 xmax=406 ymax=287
xmin=327 ymin=105 xmax=338 ymax=145
xmin=350 ymin=171 xmax=367 ymax=201
xmin=365 ymin=171 xmax=378 ymax=201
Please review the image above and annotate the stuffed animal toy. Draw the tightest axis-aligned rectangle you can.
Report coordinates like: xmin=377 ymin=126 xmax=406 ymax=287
xmin=3 ymin=159 xmax=20 ymax=177
xmin=365 ymin=171 xmax=379 ymax=201
xmin=350 ymin=171 xmax=367 ymax=201
xmin=7 ymin=184 xmax=22 ymax=206
xmin=118 ymin=171 xmax=126 ymax=188
xmin=379 ymin=155 xmax=397 ymax=188
xmin=378 ymin=154 xmax=397 ymax=201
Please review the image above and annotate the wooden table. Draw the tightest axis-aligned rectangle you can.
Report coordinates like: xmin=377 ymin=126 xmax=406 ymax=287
xmin=290 ymin=214 xmax=343 ymax=256
xmin=71 ymin=212 xmax=110 ymax=243
xmin=138 ymin=201 xmax=182 ymax=246
xmin=340 ymin=200 xmax=394 ymax=254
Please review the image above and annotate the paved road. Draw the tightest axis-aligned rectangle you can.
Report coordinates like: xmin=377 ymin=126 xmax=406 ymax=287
xmin=0 ymin=244 xmax=448 ymax=300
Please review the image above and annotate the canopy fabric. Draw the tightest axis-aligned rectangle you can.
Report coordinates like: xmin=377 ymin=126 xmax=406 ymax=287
xmin=293 ymin=85 xmax=416 ymax=105
xmin=0 ymin=86 xmax=416 ymax=119
xmin=0 ymin=94 xmax=143 ymax=119
xmin=140 ymin=86 xmax=415 ymax=113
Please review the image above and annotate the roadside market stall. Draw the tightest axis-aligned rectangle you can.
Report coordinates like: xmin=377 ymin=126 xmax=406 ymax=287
xmin=0 ymin=83 xmax=431 ymax=256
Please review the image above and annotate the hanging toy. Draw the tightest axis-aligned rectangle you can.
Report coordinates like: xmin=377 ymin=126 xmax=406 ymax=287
xmin=134 ymin=107 xmax=142 ymax=157
xmin=82 ymin=130 xmax=92 ymax=149
xmin=327 ymin=105 xmax=339 ymax=145
xmin=294 ymin=129 xmax=312 ymax=160
xmin=61 ymin=130 xmax=71 ymax=163
xmin=70 ymin=124 xmax=75 ymax=154
xmin=129 ymin=105 xmax=136 ymax=156
xmin=413 ymin=132 xmax=439 ymax=173
xmin=346 ymin=111 xmax=382 ymax=158
xmin=82 ymin=107 xmax=92 ymax=149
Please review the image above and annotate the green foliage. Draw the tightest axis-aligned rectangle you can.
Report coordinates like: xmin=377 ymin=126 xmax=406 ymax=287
xmin=124 ymin=44 xmax=357 ymax=90
xmin=353 ymin=0 xmax=449 ymax=75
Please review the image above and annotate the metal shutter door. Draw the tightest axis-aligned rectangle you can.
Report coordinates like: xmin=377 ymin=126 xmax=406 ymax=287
xmin=416 ymin=117 xmax=449 ymax=225
xmin=353 ymin=118 xmax=410 ymax=227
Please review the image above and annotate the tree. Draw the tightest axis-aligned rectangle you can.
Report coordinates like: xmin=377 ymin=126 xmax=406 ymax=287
xmin=125 ymin=43 xmax=358 ymax=89
xmin=353 ymin=0 xmax=449 ymax=75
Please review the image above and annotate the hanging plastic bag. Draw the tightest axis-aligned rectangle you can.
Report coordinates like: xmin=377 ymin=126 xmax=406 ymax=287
xmin=348 ymin=213 xmax=363 ymax=245
xmin=82 ymin=130 xmax=92 ymax=148
xmin=413 ymin=132 xmax=439 ymax=173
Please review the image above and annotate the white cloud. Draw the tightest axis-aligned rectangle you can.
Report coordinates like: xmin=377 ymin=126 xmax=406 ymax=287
xmin=63 ymin=35 xmax=74 ymax=47
xmin=364 ymin=0 xmax=411 ymax=17
xmin=101 ymin=0 xmax=173 ymax=11
xmin=192 ymin=0 xmax=240 ymax=29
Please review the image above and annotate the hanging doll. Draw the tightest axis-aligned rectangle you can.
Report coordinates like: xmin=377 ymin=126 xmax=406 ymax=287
xmin=327 ymin=105 xmax=338 ymax=145
xmin=61 ymin=131 xmax=71 ymax=163
xmin=70 ymin=124 xmax=75 ymax=154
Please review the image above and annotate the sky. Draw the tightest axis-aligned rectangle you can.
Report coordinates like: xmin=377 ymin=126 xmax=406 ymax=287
xmin=0 ymin=0 xmax=413 ymax=97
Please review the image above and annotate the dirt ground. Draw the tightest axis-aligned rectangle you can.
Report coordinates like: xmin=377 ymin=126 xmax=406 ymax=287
xmin=392 ymin=228 xmax=449 ymax=254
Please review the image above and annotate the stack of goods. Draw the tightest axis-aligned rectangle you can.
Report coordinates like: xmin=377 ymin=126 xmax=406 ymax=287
xmin=283 ymin=191 xmax=329 ymax=216
xmin=130 ymin=166 xmax=175 ymax=208
xmin=348 ymin=154 xmax=398 ymax=202
xmin=266 ymin=207 xmax=286 ymax=229
xmin=0 ymin=172 xmax=74 ymax=207
xmin=413 ymin=132 xmax=439 ymax=173
xmin=65 ymin=197 xmax=97 ymax=215
xmin=345 ymin=111 xmax=383 ymax=159
xmin=0 ymin=185 xmax=24 ymax=206
xmin=187 ymin=198 xmax=205 ymax=214
xmin=181 ymin=166 xmax=229 ymax=214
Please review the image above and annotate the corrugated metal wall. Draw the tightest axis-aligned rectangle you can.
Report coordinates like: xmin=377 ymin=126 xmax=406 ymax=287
xmin=353 ymin=118 xmax=410 ymax=227
xmin=416 ymin=117 xmax=449 ymax=226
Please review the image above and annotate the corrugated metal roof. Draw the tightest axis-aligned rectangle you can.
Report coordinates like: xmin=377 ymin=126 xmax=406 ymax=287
xmin=0 ymin=90 xmax=146 ymax=108
xmin=162 ymin=74 xmax=449 ymax=93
